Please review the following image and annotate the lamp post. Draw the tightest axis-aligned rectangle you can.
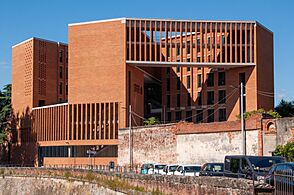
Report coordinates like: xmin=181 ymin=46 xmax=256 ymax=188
xmin=240 ymin=82 xmax=246 ymax=155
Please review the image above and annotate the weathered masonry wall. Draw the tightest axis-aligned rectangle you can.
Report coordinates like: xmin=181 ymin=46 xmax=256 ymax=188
xmin=0 ymin=168 xmax=255 ymax=195
xmin=177 ymin=130 xmax=259 ymax=164
xmin=118 ymin=124 xmax=177 ymax=165
xmin=276 ymin=117 xmax=294 ymax=145
xmin=118 ymin=115 xmax=264 ymax=165
xmin=0 ymin=177 xmax=122 ymax=195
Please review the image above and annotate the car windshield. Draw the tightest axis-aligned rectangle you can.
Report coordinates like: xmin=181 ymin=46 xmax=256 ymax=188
xmin=205 ymin=164 xmax=224 ymax=172
xmin=184 ymin=166 xmax=201 ymax=172
xmin=155 ymin=165 xmax=166 ymax=170
xmin=169 ymin=165 xmax=178 ymax=172
xmin=247 ymin=157 xmax=284 ymax=171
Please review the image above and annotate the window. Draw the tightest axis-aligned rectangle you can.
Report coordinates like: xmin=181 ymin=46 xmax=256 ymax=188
xmin=219 ymin=108 xmax=226 ymax=121
xmin=66 ymin=51 xmax=68 ymax=64
xmin=187 ymin=58 xmax=191 ymax=62
xmin=196 ymin=110 xmax=203 ymax=123
xmin=166 ymin=67 xmax=170 ymax=75
xmin=66 ymin=67 xmax=68 ymax=79
xmin=218 ymin=72 xmax=225 ymax=86
xmin=187 ymin=93 xmax=191 ymax=106
xmin=166 ymin=78 xmax=170 ymax=91
xmin=221 ymin=35 xmax=225 ymax=44
xmin=59 ymin=66 xmax=63 ymax=79
xmin=207 ymin=91 xmax=214 ymax=105
xmin=59 ymin=83 xmax=63 ymax=95
xmin=186 ymin=111 xmax=192 ymax=122
xmin=197 ymin=56 xmax=201 ymax=62
xmin=176 ymin=45 xmax=180 ymax=55
xmin=207 ymin=73 xmax=214 ymax=87
xmin=176 ymin=77 xmax=180 ymax=90
xmin=176 ymin=67 xmax=180 ymax=73
xmin=59 ymin=50 xmax=63 ymax=63
xmin=187 ymin=75 xmax=191 ymax=89
xmin=230 ymin=158 xmax=240 ymax=173
xmin=187 ymin=43 xmax=190 ymax=54
xmin=207 ymin=109 xmax=214 ymax=122
xmin=197 ymin=39 xmax=200 ymax=45
xmin=197 ymin=74 xmax=202 ymax=88
xmin=197 ymin=92 xmax=202 ymax=106
xmin=177 ymin=94 xmax=181 ymax=107
xmin=167 ymin=112 xmax=171 ymax=122
xmin=176 ymin=111 xmax=181 ymax=121
xmin=187 ymin=67 xmax=190 ymax=72
xmin=219 ymin=90 xmax=226 ymax=104
xmin=207 ymin=37 xmax=211 ymax=45
xmin=167 ymin=45 xmax=170 ymax=57
xmin=167 ymin=95 xmax=170 ymax=108
xmin=66 ymin=84 xmax=68 ymax=95
xmin=38 ymin=100 xmax=45 ymax=107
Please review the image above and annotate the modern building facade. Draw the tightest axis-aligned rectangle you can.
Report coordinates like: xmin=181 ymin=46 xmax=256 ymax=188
xmin=11 ymin=18 xmax=274 ymax=166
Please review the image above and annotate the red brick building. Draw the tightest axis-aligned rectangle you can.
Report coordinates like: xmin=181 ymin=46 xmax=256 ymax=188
xmin=11 ymin=18 xmax=274 ymax=166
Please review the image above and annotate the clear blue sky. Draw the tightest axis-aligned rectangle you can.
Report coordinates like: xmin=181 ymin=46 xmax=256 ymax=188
xmin=0 ymin=0 xmax=293 ymax=105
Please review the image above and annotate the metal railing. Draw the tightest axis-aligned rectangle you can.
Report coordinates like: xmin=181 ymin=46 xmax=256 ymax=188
xmin=274 ymin=171 xmax=294 ymax=195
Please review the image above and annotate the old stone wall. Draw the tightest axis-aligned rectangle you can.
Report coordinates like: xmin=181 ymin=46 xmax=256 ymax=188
xmin=0 ymin=168 xmax=255 ymax=195
xmin=0 ymin=176 xmax=122 ymax=195
xmin=275 ymin=117 xmax=294 ymax=145
xmin=177 ymin=130 xmax=259 ymax=164
xmin=118 ymin=116 xmax=263 ymax=165
xmin=118 ymin=124 xmax=177 ymax=165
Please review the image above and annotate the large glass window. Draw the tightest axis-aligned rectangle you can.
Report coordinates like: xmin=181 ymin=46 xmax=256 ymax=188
xmin=167 ymin=95 xmax=170 ymax=108
xmin=207 ymin=73 xmax=214 ymax=87
xmin=197 ymin=74 xmax=202 ymax=88
xmin=207 ymin=91 xmax=214 ymax=105
xmin=176 ymin=77 xmax=180 ymax=90
xmin=197 ymin=92 xmax=202 ymax=106
xmin=176 ymin=111 xmax=181 ymax=121
xmin=219 ymin=108 xmax=226 ymax=121
xmin=207 ymin=109 xmax=214 ymax=123
xmin=196 ymin=110 xmax=203 ymax=123
xmin=187 ymin=76 xmax=191 ymax=89
xmin=186 ymin=111 xmax=192 ymax=122
xmin=218 ymin=72 xmax=226 ymax=86
xmin=177 ymin=94 xmax=181 ymax=107
xmin=219 ymin=90 xmax=226 ymax=104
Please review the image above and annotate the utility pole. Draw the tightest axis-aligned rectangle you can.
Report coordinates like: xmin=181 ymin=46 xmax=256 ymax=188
xmin=240 ymin=82 xmax=246 ymax=155
xmin=129 ymin=104 xmax=133 ymax=170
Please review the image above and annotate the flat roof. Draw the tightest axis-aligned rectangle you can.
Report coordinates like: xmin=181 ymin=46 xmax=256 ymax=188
xmin=68 ymin=17 xmax=257 ymax=27
xmin=68 ymin=17 xmax=272 ymax=33
xmin=12 ymin=37 xmax=68 ymax=49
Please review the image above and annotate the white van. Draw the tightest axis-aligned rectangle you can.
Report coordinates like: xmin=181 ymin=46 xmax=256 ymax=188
xmin=174 ymin=164 xmax=202 ymax=176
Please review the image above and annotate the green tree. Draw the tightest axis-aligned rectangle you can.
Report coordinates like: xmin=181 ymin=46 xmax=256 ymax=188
xmin=275 ymin=99 xmax=294 ymax=117
xmin=273 ymin=142 xmax=294 ymax=162
xmin=0 ymin=84 xmax=12 ymax=145
xmin=143 ymin=117 xmax=158 ymax=126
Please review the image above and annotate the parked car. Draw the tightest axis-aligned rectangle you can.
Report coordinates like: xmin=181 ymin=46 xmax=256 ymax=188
xmin=264 ymin=162 xmax=294 ymax=187
xmin=200 ymin=163 xmax=224 ymax=176
xmin=163 ymin=164 xmax=179 ymax=175
xmin=174 ymin=164 xmax=202 ymax=176
xmin=224 ymin=155 xmax=285 ymax=180
xmin=140 ymin=163 xmax=155 ymax=175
